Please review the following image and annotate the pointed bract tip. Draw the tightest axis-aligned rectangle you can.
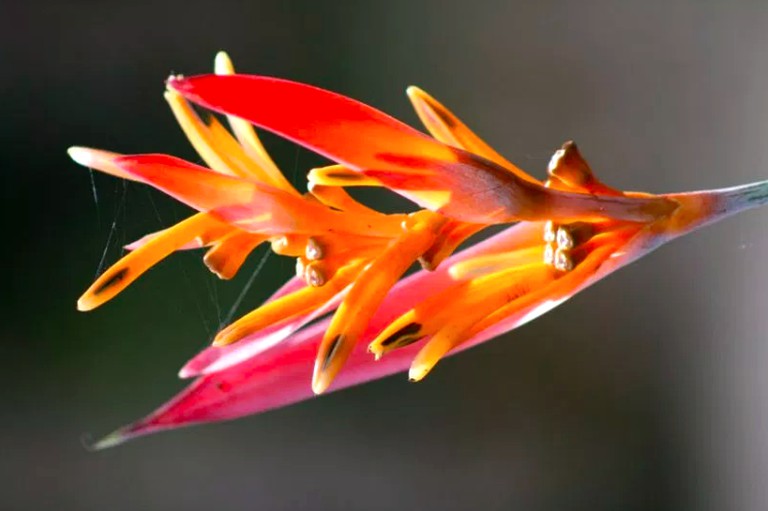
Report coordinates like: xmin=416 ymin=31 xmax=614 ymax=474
xmin=76 ymin=295 xmax=94 ymax=312
xmin=177 ymin=366 xmax=195 ymax=379
xmin=67 ymin=146 xmax=96 ymax=168
xmin=311 ymin=371 xmax=331 ymax=395
xmin=405 ymin=85 xmax=423 ymax=98
xmin=214 ymin=51 xmax=234 ymax=75
xmin=408 ymin=365 xmax=429 ymax=383
xmin=85 ymin=426 xmax=135 ymax=451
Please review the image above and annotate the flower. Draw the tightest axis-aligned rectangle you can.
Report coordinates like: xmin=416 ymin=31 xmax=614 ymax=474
xmin=70 ymin=52 xmax=768 ymax=448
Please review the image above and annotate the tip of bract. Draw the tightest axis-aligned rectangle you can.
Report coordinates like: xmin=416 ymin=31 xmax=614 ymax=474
xmin=84 ymin=425 xmax=138 ymax=451
xmin=67 ymin=146 xmax=95 ymax=167
xmin=76 ymin=296 xmax=94 ymax=312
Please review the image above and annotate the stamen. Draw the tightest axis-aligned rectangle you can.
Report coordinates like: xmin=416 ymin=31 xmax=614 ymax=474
xmin=543 ymin=220 xmax=557 ymax=243
xmin=554 ymin=248 xmax=573 ymax=272
xmin=304 ymin=263 xmax=326 ymax=287
xmin=556 ymin=227 xmax=574 ymax=249
xmin=305 ymin=238 xmax=324 ymax=261
xmin=543 ymin=244 xmax=555 ymax=266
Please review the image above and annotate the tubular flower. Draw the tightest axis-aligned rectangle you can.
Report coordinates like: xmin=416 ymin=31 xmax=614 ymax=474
xmin=70 ymin=52 xmax=768 ymax=448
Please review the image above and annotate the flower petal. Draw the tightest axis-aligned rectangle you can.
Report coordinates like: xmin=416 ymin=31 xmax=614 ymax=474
xmin=213 ymin=51 xmax=296 ymax=193
xmin=113 ymin=154 xmax=403 ymax=238
xmin=94 ymin=222 xmax=543 ymax=447
xmin=203 ymin=231 xmax=266 ymax=280
xmin=406 ymin=86 xmax=539 ymax=184
xmin=312 ymin=211 xmax=447 ymax=394
xmin=77 ymin=212 xmax=231 ymax=311
xmin=168 ymin=75 xmax=675 ymax=224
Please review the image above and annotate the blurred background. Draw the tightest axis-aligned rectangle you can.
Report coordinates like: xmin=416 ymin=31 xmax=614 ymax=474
xmin=4 ymin=1 xmax=768 ymax=509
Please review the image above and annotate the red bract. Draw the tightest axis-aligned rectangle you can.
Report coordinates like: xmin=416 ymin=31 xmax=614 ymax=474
xmin=69 ymin=52 xmax=768 ymax=448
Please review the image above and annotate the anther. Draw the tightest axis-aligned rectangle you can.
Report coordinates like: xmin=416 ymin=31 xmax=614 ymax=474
xmin=295 ymin=257 xmax=306 ymax=278
xmin=543 ymin=244 xmax=555 ymax=266
xmin=554 ymin=248 xmax=573 ymax=272
xmin=305 ymin=263 xmax=326 ymax=287
xmin=543 ymin=220 xmax=557 ymax=243
xmin=556 ymin=227 xmax=574 ymax=250
xmin=271 ymin=236 xmax=288 ymax=254
xmin=305 ymin=237 xmax=324 ymax=261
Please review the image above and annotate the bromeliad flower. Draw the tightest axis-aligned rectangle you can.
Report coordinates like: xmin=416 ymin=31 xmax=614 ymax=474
xmin=70 ymin=52 xmax=768 ymax=448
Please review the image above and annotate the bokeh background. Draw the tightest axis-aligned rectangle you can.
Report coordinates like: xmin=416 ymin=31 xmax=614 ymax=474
xmin=4 ymin=1 xmax=768 ymax=509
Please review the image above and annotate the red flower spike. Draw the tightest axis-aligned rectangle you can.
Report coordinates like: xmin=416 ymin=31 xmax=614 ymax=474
xmin=68 ymin=52 xmax=768 ymax=447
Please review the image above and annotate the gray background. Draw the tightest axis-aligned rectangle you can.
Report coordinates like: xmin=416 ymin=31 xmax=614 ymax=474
xmin=3 ymin=1 xmax=768 ymax=509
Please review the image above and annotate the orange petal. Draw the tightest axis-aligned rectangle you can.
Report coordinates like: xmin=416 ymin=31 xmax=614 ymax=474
xmin=78 ymin=212 xmax=231 ymax=311
xmin=307 ymin=164 xmax=383 ymax=188
xmin=308 ymin=183 xmax=383 ymax=216
xmin=467 ymin=236 xmax=629 ymax=341
xmin=203 ymin=231 xmax=266 ymax=280
xmin=406 ymin=86 xmax=539 ymax=184
xmin=418 ymin=220 xmax=484 ymax=271
xmin=213 ymin=262 xmax=363 ymax=346
xmin=408 ymin=263 xmax=554 ymax=381
xmin=213 ymin=51 xmax=296 ymax=193
xmin=68 ymin=147 xmax=138 ymax=181
xmin=114 ymin=154 xmax=403 ymax=237
xmin=447 ymin=245 xmax=545 ymax=280
xmin=312 ymin=211 xmax=447 ymax=394
xmin=369 ymin=256 xmax=550 ymax=360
